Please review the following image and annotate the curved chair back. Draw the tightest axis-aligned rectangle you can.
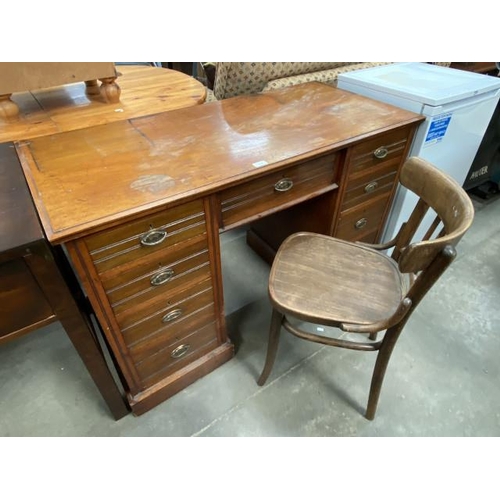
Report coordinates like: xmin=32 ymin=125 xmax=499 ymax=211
xmin=392 ymin=157 xmax=474 ymax=275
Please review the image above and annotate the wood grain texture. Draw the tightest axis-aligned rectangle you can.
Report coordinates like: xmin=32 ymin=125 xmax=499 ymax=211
xmin=17 ymin=83 xmax=423 ymax=244
xmin=220 ymin=152 xmax=338 ymax=229
xmin=0 ymin=145 xmax=128 ymax=418
xmin=269 ymin=232 xmax=406 ymax=326
xmin=0 ymin=258 xmax=55 ymax=339
xmin=0 ymin=65 xmax=206 ymax=144
xmin=260 ymin=156 xmax=475 ymax=420
xmin=395 ymin=157 xmax=475 ymax=273
xmin=11 ymin=83 xmax=426 ymax=415
xmin=101 ymin=237 xmax=210 ymax=310
xmin=65 ymin=238 xmax=144 ymax=393
xmin=0 ymin=62 xmax=116 ymax=95
xmin=128 ymin=342 xmax=234 ymax=415
xmin=0 ymin=142 xmax=43 ymax=253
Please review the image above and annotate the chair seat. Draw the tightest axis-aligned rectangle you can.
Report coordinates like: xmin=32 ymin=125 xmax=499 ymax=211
xmin=269 ymin=232 xmax=406 ymax=329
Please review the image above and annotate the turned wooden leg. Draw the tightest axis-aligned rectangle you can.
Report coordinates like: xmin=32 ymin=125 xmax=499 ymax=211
xmin=366 ymin=325 xmax=403 ymax=420
xmin=85 ymin=79 xmax=101 ymax=97
xmin=0 ymin=94 xmax=20 ymax=120
xmin=99 ymin=77 xmax=121 ymax=103
xmin=369 ymin=332 xmax=378 ymax=341
xmin=258 ymin=308 xmax=284 ymax=386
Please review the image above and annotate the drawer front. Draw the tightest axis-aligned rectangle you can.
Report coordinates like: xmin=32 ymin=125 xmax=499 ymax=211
xmin=101 ymin=236 xmax=210 ymax=316
xmin=135 ymin=322 xmax=219 ymax=385
xmin=341 ymin=162 xmax=398 ymax=211
xmin=335 ymin=194 xmax=391 ymax=243
xmin=84 ymin=199 xmax=207 ymax=273
xmin=220 ymin=153 xmax=338 ymax=229
xmin=122 ymin=280 xmax=215 ymax=350
xmin=0 ymin=258 xmax=53 ymax=337
xmin=347 ymin=127 xmax=410 ymax=176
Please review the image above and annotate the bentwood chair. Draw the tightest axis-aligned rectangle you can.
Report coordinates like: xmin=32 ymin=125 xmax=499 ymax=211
xmin=258 ymin=157 xmax=474 ymax=420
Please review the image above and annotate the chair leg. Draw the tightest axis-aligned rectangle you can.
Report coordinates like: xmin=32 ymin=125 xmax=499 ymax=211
xmin=369 ymin=332 xmax=378 ymax=341
xmin=365 ymin=326 xmax=403 ymax=420
xmin=257 ymin=308 xmax=284 ymax=386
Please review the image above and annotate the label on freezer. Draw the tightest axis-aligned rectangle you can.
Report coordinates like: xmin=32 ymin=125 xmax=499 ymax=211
xmin=425 ymin=113 xmax=452 ymax=144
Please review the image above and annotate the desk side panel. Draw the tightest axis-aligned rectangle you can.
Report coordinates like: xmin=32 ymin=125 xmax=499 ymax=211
xmin=0 ymin=142 xmax=44 ymax=253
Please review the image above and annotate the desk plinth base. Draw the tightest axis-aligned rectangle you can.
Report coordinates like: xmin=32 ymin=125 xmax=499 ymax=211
xmin=127 ymin=342 xmax=234 ymax=416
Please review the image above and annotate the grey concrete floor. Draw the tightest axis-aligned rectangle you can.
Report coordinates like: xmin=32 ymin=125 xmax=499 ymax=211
xmin=1 ymin=194 xmax=500 ymax=436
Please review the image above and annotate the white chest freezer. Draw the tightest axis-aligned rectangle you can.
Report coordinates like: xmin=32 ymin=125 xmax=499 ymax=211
xmin=338 ymin=62 xmax=500 ymax=241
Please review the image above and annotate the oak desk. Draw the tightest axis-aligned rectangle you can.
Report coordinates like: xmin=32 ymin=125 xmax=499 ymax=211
xmin=17 ymin=83 xmax=424 ymax=415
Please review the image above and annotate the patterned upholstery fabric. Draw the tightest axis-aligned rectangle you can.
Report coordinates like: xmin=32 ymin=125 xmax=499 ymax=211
xmin=213 ymin=62 xmax=368 ymax=100
xmin=208 ymin=62 xmax=452 ymax=101
xmin=261 ymin=62 xmax=390 ymax=93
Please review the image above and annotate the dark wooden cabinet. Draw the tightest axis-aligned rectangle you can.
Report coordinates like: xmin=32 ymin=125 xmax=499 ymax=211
xmin=450 ymin=62 xmax=498 ymax=75
xmin=0 ymin=142 xmax=129 ymax=419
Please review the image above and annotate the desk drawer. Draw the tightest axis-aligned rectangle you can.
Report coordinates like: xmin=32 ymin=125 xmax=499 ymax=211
xmin=85 ymin=200 xmax=206 ymax=273
xmin=341 ymin=162 xmax=398 ymax=211
xmin=220 ymin=153 xmax=338 ymax=229
xmin=129 ymin=301 xmax=216 ymax=363
xmin=336 ymin=193 xmax=391 ymax=242
xmin=122 ymin=280 xmax=215 ymax=350
xmin=135 ymin=322 xmax=219 ymax=385
xmin=347 ymin=127 xmax=410 ymax=176
xmin=101 ymin=235 xmax=210 ymax=316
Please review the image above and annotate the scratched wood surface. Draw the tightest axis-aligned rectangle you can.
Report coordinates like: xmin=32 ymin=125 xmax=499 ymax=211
xmin=18 ymin=83 xmax=423 ymax=244
xmin=0 ymin=65 xmax=206 ymax=144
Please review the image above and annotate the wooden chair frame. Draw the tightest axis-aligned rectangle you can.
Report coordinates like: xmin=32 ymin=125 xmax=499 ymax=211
xmin=258 ymin=157 xmax=475 ymax=420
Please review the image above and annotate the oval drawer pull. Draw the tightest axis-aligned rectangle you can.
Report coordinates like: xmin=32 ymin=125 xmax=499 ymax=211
xmin=140 ymin=229 xmax=167 ymax=246
xmin=355 ymin=218 xmax=368 ymax=230
xmin=162 ymin=308 xmax=183 ymax=323
xmin=150 ymin=268 xmax=175 ymax=286
xmin=274 ymin=178 xmax=294 ymax=192
xmin=171 ymin=343 xmax=190 ymax=359
xmin=373 ymin=147 xmax=388 ymax=159
xmin=364 ymin=181 xmax=379 ymax=193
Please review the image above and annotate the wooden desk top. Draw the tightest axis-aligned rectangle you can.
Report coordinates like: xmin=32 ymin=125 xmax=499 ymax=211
xmin=0 ymin=66 xmax=206 ymax=144
xmin=0 ymin=142 xmax=43 ymax=253
xmin=17 ymin=83 xmax=423 ymax=244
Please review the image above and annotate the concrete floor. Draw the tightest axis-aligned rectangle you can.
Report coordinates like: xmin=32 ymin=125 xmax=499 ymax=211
xmin=1 ymin=194 xmax=500 ymax=436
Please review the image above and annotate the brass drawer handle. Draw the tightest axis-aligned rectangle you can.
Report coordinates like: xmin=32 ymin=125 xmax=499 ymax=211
xmin=355 ymin=218 xmax=368 ymax=230
xmin=150 ymin=268 xmax=175 ymax=286
xmin=364 ymin=181 xmax=379 ymax=193
xmin=171 ymin=344 xmax=190 ymax=359
xmin=140 ymin=229 xmax=167 ymax=246
xmin=373 ymin=147 xmax=388 ymax=159
xmin=274 ymin=178 xmax=294 ymax=192
xmin=162 ymin=308 xmax=182 ymax=323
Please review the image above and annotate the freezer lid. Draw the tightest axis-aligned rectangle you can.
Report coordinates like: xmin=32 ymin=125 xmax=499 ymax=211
xmin=337 ymin=62 xmax=500 ymax=106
